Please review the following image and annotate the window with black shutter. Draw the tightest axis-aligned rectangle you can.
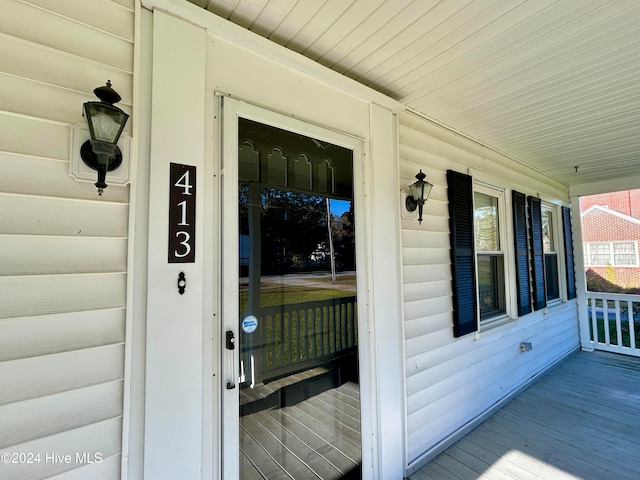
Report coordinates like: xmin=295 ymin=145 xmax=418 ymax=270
xmin=448 ymin=172 xmax=575 ymax=335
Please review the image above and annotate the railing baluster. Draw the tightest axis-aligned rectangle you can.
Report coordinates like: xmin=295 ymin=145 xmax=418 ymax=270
xmin=354 ymin=303 xmax=358 ymax=345
xmin=348 ymin=301 xmax=352 ymax=346
xmin=590 ymin=296 xmax=597 ymax=343
xmin=315 ymin=306 xmax=321 ymax=358
xmin=291 ymin=310 xmax=297 ymax=363
xmin=614 ymin=300 xmax=623 ymax=347
xmin=276 ymin=313 xmax=282 ymax=368
xmin=308 ymin=307 xmax=315 ymax=360
xmin=603 ymin=300 xmax=611 ymax=345
xmin=266 ymin=314 xmax=273 ymax=370
xmin=630 ymin=300 xmax=637 ymax=351
xmin=300 ymin=308 xmax=306 ymax=361
xmin=283 ymin=312 xmax=289 ymax=365
xmin=335 ymin=303 xmax=343 ymax=352
xmin=340 ymin=303 xmax=346 ymax=350
xmin=322 ymin=306 xmax=328 ymax=356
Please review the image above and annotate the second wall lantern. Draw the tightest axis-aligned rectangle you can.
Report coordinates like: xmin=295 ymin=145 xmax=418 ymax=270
xmin=405 ymin=169 xmax=433 ymax=224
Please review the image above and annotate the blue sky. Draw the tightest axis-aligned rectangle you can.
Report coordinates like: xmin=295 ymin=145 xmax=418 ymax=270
xmin=330 ymin=199 xmax=351 ymax=216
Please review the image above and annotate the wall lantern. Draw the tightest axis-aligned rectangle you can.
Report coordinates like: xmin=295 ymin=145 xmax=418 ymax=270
xmin=81 ymin=81 xmax=129 ymax=195
xmin=405 ymin=170 xmax=433 ymax=224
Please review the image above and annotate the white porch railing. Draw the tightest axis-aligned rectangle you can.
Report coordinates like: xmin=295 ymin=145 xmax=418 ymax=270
xmin=586 ymin=291 xmax=640 ymax=357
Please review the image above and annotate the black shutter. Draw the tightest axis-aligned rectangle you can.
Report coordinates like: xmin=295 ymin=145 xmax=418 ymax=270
xmin=528 ymin=196 xmax=547 ymax=310
xmin=562 ymin=206 xmax=576 ymax=299
xmin=447 ymin=170 xmax=478 ymax=337
xmin=512 ymin=191 xmax=532 ymax=316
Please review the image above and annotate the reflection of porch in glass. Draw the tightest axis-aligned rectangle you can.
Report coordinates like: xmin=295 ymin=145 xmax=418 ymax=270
xmin=240 ymin=375 xmax=361 ymax=480
xmin=240 ymin=295 xmax=358 ymax=385
xmin=239 ymin=274 xmax=357 ymax=386
xmin=238 ymin=117 xmax=357 ymax=388
xmin=238 ymin=142 xmax=352 ymax=336
xmin=240 ymin=141 xmax=347 ymax=199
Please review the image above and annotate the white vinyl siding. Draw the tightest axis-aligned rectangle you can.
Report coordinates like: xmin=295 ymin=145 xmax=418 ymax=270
xmin=399 ymin=111 xmax=580 ymax=469
xmin=0 ymin=1 xmax=133 ymax=479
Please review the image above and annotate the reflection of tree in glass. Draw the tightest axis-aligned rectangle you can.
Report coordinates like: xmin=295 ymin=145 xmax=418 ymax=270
xmin=474 ymin=192 xmax=499 ymax=251
xmin=542 ymin=210 xmax=553 ymax=252
xmin=330 ymin=203 xmax=356 ymax=271
xmin=261 ymin=188 xmax=326 ymax=275
xmin=475 ymin=205 xmax=498 ymax=251
xmin=238 ymin=184 xmax=355 ymax=275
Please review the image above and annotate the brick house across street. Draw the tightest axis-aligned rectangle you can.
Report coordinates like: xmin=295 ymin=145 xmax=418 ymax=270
xmin=581 ymin=190 xmax=640 ymax=291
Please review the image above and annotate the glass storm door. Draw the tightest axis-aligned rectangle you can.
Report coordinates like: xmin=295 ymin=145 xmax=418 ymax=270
xmin=221 ymin=100 xmax=362 ymax=480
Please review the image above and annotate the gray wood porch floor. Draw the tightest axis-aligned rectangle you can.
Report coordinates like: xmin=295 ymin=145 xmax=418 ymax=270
xmin=409 ymin=350 xmax=640 ymax=480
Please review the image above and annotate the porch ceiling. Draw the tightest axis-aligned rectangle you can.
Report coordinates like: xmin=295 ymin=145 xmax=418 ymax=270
xmin=187 ymin=0 xmax=640 ymax=189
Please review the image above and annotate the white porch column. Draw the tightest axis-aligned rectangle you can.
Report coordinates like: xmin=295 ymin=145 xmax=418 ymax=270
xmin=570 ymin=195 xmax=593 ymax=351
xmin=144 ymin=10 xmax=207 ymax=479
xmin=368 ymin=104 xmax=405 ymax=479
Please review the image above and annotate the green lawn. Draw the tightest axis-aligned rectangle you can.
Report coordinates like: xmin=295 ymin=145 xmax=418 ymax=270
xmin=240 ymin=281 xmax=355 ymax=312
xmin=591 ymin=317 xmax=640 ymax=347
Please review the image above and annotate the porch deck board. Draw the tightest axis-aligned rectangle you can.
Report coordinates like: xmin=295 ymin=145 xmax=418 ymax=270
xmin=409 ymin=351 xmax=640 ymax=480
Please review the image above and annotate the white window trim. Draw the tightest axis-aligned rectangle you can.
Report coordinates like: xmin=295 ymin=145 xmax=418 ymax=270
xmin=542 ymin=203 xmax=563 ymax=306
xmin=473 ymin=182 xmax=514 ymax=328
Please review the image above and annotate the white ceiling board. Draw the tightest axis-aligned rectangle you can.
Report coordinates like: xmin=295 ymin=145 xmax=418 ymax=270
xmin=285 ymin=0 xmax=356 ymax=54
xmin=187 ymin=0 xmax=640 ymax=189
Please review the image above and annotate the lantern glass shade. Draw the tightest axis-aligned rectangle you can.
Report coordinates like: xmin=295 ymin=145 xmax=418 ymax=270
xmin=83 ymin=102 xmax=128 ymax=145
xmin=409 ymin=175 xmax=433 ymax=205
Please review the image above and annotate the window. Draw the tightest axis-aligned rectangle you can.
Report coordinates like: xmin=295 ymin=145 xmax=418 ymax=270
xmin=584 ymin=241 xmax=638 ymax=266
xmin=513 ymin=194 xmax=575 ymax=313
xmin=589 ymin=243 xmax=610 ymax=265
xmin=614 ymin=242 xmax=637 ymax=265
xmin=542 ymin=206 xmax=560 ymax=301
xmin=474 ymin=189 xmax=506 ymax=321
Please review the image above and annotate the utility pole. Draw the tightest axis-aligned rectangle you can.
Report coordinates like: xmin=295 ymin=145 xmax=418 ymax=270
xmin=326 ymin=197 xmax=336 ymax=283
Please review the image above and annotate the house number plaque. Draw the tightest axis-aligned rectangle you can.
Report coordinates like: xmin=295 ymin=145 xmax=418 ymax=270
xmin=168 ymin=163 xmax=196 ymax=263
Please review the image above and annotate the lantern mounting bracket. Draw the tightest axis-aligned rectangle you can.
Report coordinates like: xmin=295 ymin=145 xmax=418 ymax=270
xmin=405 ymin=194 xmax=419 ymax=213
xmin=69 ymin=124 xmax=131 ymax=189
xmin=80 ymin=140 xmax=123 ymax=173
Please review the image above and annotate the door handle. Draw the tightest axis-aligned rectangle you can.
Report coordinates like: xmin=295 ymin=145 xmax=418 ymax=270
xmin=225 ymin=330 xmax=236 ymax=389
xmin=226 ymin=330 xmax=236 ymax=350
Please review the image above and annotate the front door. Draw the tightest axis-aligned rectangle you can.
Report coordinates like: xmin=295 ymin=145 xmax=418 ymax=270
xmin=221 ymin=99 xmax=363 ymax=479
